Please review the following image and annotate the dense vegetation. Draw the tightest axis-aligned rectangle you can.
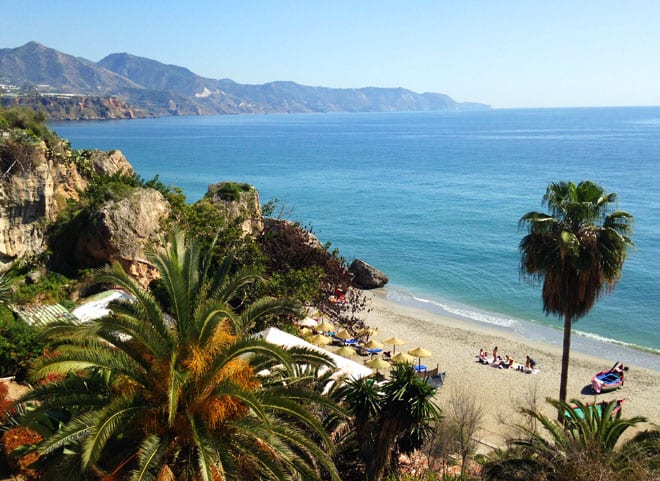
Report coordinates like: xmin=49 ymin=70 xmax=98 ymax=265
xmin=1 ymin=107 xmax=657 ymax=481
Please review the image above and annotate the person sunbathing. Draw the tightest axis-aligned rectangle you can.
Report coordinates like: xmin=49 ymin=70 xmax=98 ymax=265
xmin=477 ymin=348 xmax=489 ymax=364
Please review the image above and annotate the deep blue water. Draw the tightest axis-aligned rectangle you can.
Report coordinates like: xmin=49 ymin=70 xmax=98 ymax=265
xmin=50 ymin=107 xmax=660 ymax=368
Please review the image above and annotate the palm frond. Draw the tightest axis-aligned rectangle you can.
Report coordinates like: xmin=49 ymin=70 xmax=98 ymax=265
xmin=129 ymin=434 xmax=167 ymax=481
xmin=81 ymin=392 xmax=143 ymax=469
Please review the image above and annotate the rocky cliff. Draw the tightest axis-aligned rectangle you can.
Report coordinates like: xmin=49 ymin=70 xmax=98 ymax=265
xmin=0 ymin=127 xmax=151 ymax=275
xmin=0 ymin=138 xmax=87 ymax=270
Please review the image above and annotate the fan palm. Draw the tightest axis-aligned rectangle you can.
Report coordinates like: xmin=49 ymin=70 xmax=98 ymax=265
xmin=19 ymin=231 xmax=342 ymax=481
xmin=483 ymin=399 xmax=660 ymax=481
xmin=519 ymin=181 xmax=634 ymax=402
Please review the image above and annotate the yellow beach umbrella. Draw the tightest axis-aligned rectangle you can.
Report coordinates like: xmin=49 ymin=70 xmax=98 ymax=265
xmin=309 ymin=334 xmax=332 ymax=346
xmin=334 ymin=346 xmax=356 ymax=357
xmin=359 ymin=327 xmax=378 ymax=337
xmin=334 ymin=328 xmax=353 ymax=340
xmin=364 ymin=339 xmax=384 ymax=349
xmin=383 ymin=336 xmax=406 ymax=354
xmin=316 ymin=320 xmax=335 ymax=333
xmin=408 ymin=347 xmax=432 ymax=369
xmin=366 ymin=357 xmax=391 ymax=372
xmin=391 ymin=352 xmax=415 ymax=364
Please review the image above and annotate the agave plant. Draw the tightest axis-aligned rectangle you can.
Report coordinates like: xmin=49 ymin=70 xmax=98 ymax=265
xmin=18 ymin=231 xmax=344 ymax=481
xmin=483 ymin=398 xmax=660 ymax=481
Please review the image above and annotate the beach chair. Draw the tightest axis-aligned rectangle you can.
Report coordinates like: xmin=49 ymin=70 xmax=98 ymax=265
xmin=427 ymin=371 xmax=446 ymax=389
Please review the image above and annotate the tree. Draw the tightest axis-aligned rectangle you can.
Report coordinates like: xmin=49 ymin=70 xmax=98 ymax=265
xmin=18 ymin=231 xmax=343 ymax=481
xmin=340 ymin=363 xmax=441 ymax=481
xmin=483 ymin=399 xmax=660 ymax=481
xmin=519 ymin=181 xmax=634 ymax=403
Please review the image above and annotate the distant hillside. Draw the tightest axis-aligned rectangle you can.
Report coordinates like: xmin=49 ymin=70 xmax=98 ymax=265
xmin=0 ymin=42 xmax=490 ymax=119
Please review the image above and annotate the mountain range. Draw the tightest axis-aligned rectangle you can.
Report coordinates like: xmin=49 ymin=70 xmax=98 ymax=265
xmin=0 ymin=41 xmax=489 ymax=119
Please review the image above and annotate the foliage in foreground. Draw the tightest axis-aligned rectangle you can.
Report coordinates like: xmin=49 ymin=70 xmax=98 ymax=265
xmin=15 ymin=231 xmax=343 ymax=481
xmin=339 ymin=363 xmax=441 ymax=481
xmin=483 ymin=398 xmax=660 ymax=481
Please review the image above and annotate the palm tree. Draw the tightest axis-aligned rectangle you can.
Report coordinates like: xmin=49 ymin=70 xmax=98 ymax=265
xmin=341 ymin=363 xmax=440 ymax=481
xmin=19 ymin=231 xmax=343 ymax=481
xmin=519 ymin=181 xmax=634 ymax=403
xmin=483 ymin=399 xmax=660 ymax=481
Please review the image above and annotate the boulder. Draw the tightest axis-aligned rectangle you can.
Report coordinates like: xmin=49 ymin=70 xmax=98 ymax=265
xmin=89 ymin=149 xmax=134 ymax=177
xmin=75 ymin=188 xmax=170 ymax=287
xmin=349 ymin=259 xmax=389 ymax=289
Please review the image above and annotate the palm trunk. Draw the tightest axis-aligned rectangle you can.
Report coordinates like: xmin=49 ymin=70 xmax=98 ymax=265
xmin=559 ymin=315 xmax=572 ymax=404
xmin=367 ymin=417 xmax=401 ymax=481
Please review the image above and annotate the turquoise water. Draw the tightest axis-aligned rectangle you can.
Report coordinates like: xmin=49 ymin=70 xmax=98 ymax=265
xmin=50 ymin=107 xmax=660 ymax=368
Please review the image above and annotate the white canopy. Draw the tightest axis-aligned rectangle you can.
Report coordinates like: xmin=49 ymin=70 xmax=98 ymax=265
xmin=256 ymin=327 xmax=372 ymax=380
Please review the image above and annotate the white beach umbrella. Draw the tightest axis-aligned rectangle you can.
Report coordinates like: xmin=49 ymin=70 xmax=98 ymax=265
xmin=298 ymin=317 xmax=318 ymax=328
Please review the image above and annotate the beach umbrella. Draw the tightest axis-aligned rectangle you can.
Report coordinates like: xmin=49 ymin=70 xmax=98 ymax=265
xmin=408 ymin=347 xmax=432 ymax=368
xmin=316 ymin=320 xmax=335 ymax=333
xmin=366 ymin=357 xmax=391 ymax=373
xmin=364 ymin=339 xmax=384 ymax=349
xmin=383 ymin=336 xmax=406 ymax=354
xmin=359 ymin=327 xmax=378 ymax=337
xmin=334 ymin=328 xmax=353 ymax=340
xmin=298 ymin=317 xmax=318 ymax=328
xmin=391 ymin=352 xmax=415 ymax=364
xmin=309 ymin=334 xmax=332 ymax=346
xmin=334 ymin=346 xmax=356 ymax=357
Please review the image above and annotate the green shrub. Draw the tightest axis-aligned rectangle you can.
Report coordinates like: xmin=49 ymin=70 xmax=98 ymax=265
xmin=13 ymin=272 xmax=74 ymax=306
xmin=209 ymin=182 xmax=252 ymax=202
xmin=0 ymin=320 xmax=45 ymax=380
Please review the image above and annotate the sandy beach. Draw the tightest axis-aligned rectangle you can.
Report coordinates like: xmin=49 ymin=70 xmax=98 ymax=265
xmin=360 ymin=290 xmax=660 ymax=450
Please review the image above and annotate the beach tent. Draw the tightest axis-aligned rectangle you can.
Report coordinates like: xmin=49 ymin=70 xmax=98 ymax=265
xmin=256 ymin=327 xmax=372 ymax=380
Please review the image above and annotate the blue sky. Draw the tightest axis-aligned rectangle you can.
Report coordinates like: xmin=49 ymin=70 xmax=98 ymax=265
xmin=3 ymin=1 xmax=660 ymax=108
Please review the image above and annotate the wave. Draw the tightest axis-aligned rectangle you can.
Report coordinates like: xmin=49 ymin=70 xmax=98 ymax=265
xmin=385 ymin=288 xmax=521 ymax=329
xmin=573 ymin=329 xmax=660 ymax=356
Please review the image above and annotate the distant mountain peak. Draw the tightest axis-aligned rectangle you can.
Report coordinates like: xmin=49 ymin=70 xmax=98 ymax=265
xmin=1 ymin=41 xmax=490 ymax=119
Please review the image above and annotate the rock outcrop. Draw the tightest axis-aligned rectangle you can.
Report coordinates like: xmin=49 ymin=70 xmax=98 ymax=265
xmin=75 ymin=188 xmax=170 ymax=287
xmin=349 ymin=259 xmax=389 ymax=289
xmin=207 ymin=182 xmax=263 ymax=236
xmin=89 ymin=149 xmax=134 ymax=177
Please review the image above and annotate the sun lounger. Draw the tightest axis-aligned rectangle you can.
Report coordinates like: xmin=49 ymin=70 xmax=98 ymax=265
xmin=427 ymin=371 xmax=446 ymax=389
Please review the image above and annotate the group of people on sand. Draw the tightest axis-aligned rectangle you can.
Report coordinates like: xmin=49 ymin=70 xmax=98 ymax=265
xmin=477 ymin=346 xmax=537 ymax=373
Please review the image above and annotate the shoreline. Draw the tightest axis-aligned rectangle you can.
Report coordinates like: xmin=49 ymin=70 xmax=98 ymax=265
xmin=380 ymin=285 xmax=660 ymax=372
xmin=361 ymin=289 xmax=660 ymax=449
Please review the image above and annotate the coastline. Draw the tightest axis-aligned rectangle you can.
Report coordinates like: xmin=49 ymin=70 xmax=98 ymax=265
xmin=361 ymin=288 xmax=660 ymax=449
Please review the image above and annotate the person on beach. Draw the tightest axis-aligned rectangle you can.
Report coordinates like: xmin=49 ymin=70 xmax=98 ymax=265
xmin=478 ymin=348 xmax=489 ymax=364
xmin=525 ymin=355 xmax=537 ymax=370
xmin=492 ymin=346 xmax=498 ymax=362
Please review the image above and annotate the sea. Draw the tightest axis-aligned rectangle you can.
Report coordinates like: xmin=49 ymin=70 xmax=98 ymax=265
xmin=50 ymin=107 xmax=660 ymax=371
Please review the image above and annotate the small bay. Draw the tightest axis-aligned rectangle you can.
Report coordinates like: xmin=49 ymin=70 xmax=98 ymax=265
xmin=51 ymin=107 xmax=660 ymax=368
